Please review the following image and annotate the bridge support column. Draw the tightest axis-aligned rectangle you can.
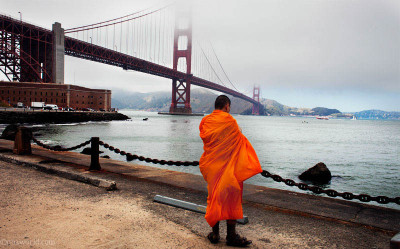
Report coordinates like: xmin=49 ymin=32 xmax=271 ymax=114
xmin=169 ymin=78 xmax=192 ymax=114
xmin=52 ymin=22 xmax=64 ymax=83
xmin=252 ymin=85 xmax=260 ymax=115
xmin=169 ymin=2 xmax=192 ymax=114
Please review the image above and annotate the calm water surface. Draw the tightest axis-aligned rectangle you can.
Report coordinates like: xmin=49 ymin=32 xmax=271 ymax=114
xmin=8 ymin=110 xmax=399 ymax=209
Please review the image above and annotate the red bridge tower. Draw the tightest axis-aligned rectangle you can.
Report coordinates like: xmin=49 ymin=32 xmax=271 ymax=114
xmin=169 ymin=2 xmax=193 ymax=114
xmin=252 ymin=85 xmax=260 ymax=115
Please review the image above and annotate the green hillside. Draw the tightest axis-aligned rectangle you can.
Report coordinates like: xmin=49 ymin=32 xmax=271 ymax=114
xmin=111 ymin=89 xmax=342 ymax=116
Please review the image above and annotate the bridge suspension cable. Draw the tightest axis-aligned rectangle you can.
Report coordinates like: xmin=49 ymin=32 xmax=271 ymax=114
xmin=65 ymin=1 xmax=175 ymax=33
xmin=195 ymin=41 xmax=228 ymax=88
xmin=192 ymin=40 xmax=247 ymax=96
xmin=64 ymin=2 xmax=176 ymax=68
xmin=64 ymin=3 xmax=173 ymax=34
xmin=209 ymin=42 xmax=240 ymax=92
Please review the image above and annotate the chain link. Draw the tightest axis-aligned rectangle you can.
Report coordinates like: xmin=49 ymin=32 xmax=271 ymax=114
xmin=99 ymin=140 xmax=199 ymax=166
xmin=32 ymin=136 xmax=91 ymax=152
xmin=261 ymin=170 xmax=399 ymax=205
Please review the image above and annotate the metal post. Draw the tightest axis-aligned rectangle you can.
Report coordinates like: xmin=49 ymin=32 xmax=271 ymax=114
xmin=153 ymin=195 xmax=249 ymax=225
xmin=89 ymin=137 xmax=101 ymax=171
xmin=13 ymin=126 xmax=32 ymax=155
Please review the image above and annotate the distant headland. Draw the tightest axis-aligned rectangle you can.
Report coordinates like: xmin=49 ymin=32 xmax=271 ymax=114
xmin=111 ymin=89 xmax=400 ymax=120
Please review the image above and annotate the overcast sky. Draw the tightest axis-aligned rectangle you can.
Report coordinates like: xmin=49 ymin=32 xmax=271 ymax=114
xmin=2 ymin=0 xmax=399 ymax=112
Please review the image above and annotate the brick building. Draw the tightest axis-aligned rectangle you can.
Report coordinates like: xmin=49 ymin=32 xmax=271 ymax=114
xmin=0 ymin=81 xmax=111 ymax=111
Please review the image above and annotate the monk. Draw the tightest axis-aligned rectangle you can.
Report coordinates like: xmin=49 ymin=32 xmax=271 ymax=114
xmin=199 ymin=95 xmax=262 ymax=247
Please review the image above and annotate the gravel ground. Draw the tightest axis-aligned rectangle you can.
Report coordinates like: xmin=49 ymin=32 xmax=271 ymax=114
xmin=0 ymin=160 xmax=394 ymax=248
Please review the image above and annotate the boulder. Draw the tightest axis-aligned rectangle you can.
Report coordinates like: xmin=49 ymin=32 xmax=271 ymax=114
xmin=81 ymin=147 xmax=103 ymax=155
xmin=299 ymin=162 xmax=332 ymax=184
xmin=1 ymin=124 xmax=19 ymax=141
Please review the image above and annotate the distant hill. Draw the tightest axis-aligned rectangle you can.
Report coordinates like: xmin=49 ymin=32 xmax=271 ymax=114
xmin=311 ymin=107 xmax=341 ymax=116
xmin=111 ymin=89 xmax=253 ymax=114
xmin=111 ymin=89 xmax=342 ymax=116
xmin=111 ymin=89 xmax=398 ymax=119
xmin=355 ymin=110 xmax=400 ymax=120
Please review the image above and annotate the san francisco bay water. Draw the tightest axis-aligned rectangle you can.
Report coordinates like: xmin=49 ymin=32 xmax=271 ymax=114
xmin=11 ymin=110 xmax=400 ymax=210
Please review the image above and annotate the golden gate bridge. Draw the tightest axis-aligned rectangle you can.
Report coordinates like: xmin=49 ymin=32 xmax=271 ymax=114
xmin=0 ymin=1 xmax=260 ymax=114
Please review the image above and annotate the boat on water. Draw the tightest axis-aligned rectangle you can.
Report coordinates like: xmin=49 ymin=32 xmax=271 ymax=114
xmin=316 ymin=116 xmax=329 ymax=120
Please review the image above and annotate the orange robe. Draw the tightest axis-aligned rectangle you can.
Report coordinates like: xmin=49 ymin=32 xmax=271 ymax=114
xmin=199 ymin=110 xmax=262 ymax=227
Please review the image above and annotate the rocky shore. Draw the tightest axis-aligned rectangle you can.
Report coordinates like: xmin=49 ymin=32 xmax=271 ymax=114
xmin=0 ymin=110 xmax=129 ymax=124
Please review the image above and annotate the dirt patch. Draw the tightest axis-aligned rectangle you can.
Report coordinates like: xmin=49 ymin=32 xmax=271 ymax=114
xmin=0 ymin=161 xmax=207 ymax=248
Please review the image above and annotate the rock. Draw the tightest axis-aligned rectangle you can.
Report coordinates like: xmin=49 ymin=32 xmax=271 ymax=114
xmin=53 ymin=145 xmax=62 ymax=150
xmin=1 ymin=124 xmax=19 ymax=140
xmin=299 ymin=162 xmax=332 ymax=184
xmin=101 ymin=155 xmax=110 ymax=159
xmin=81 ymin=147 xmax=103 ymax=155
xmin=81 ymin=147 xmax=92 ymax=155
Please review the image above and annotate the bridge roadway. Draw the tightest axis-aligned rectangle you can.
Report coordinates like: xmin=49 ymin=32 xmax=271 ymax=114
xmin=0 ymin=14 xmax=257 ymax=105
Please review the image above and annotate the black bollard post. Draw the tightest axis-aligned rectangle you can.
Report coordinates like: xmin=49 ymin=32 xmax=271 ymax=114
xmin=89 ymin=137 xmax=101 ymax=171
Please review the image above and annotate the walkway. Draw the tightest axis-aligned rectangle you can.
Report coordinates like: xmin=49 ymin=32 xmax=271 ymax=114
xmin=0 ymin=139 xmax=398 ymax=248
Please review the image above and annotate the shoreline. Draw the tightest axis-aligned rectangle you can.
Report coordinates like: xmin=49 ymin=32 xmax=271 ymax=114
xmin=0 ymin=138 xmax=398 ymax=232
xmin=0 ymin=109 xmax=129 ymax=124
xmin=0 ymin=138 xmax=398 ymax=248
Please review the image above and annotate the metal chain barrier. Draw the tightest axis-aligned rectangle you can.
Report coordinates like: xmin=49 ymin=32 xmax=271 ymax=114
xmin=261 ymin=170 xmax=400 ymax=205
xmin=30 ymin=135 xmax=398 ymax=205
xmin=98 ymin=140 xmax=200 ymax=166
xmin=32 ymin=136 xmax=91 ymax=152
